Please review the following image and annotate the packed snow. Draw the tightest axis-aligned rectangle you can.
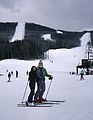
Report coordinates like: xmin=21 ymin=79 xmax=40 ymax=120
xmin=0 ymin=33 xmax=93 ymax=120
xmin=56 ymin=30 xmax=63 ymax=34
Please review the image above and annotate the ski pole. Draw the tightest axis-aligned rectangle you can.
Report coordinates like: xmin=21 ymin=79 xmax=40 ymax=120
xmin=21 ymin=80 xmax=29 ymax=103
xmin=45 ymin=79 xmax=52 ymax=99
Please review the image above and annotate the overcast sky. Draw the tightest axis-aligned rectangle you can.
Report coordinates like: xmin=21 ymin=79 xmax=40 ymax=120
xmin=0 ymin=0 xmax=93 ymax=31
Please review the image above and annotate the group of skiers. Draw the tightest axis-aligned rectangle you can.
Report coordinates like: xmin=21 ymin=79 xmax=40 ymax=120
xmin=7 ymin=70 xmax=18 ymax=82
xmin=26 ymin=60 xmax=53 ymax=106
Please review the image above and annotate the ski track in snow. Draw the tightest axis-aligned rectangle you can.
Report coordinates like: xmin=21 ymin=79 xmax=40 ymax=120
xmin=0 ymin=33 xmax=93 ymax=120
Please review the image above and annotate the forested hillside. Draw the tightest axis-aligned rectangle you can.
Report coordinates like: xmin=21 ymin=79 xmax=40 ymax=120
xmin=0 ymin=22 xmax=89 ymax=60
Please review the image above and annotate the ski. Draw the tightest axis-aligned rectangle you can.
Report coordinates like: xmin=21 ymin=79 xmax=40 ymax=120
xmin=41 ymin=100 xmax=66 ymax=105
xmin=46 ymin=100 xmax=66 ymax=103
xmin=17 ymin=103 xmax=52 ymax=107
xmin=35 ymin=102 xmax=59 ymax=105
xmin=18 ymin=100 xmax=65 ymax=107
xmin=22 ymin=100 xmax=65 ymax=105
xmin=21 ymin=101 xmax=53 ymax=104
xmin=20 ymin=101 xmax=55 ymax=106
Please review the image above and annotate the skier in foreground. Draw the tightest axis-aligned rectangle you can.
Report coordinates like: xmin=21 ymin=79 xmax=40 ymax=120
xmin=26 ymin=66 xmax=37 ymax=106
xmin=34 ymin=60 xmax=53 ymax=103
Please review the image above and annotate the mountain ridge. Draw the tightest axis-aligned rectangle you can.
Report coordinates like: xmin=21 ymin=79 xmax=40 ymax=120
xmin=0 ymin=22 xmax=92 ymax=60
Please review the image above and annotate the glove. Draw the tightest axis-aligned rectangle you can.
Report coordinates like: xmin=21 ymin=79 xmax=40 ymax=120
xmin=49 ymin=76 xmax=53 ymax=80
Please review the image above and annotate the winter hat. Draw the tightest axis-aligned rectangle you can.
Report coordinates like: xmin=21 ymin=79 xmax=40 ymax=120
xmin=38 ymin=60 xmax=43 ymax=67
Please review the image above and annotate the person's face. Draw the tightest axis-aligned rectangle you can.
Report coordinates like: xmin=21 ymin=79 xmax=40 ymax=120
xmin=39 ymin=66 xmax=43 ymax=68
xmin=33 ymin=67 xmax=37 ymax=71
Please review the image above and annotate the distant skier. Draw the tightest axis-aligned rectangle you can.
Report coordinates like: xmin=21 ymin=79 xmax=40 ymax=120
xmin=16 ymin=70 xmax=18 ymax=78
xmin=7 ymin=72 xmax=11 ymax=82
xmin=80 ymin=68 xmax=85 ymax=80
xmin=34 ymin=60 xmax=53 ymax=103
xmin=26 ymin=66 xmax=37 ymax=106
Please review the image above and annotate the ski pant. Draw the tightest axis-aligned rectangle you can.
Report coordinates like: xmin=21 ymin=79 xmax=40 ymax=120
xmin=80 ymin=73 xmax=84 ymax=80
xmin=34 ymin=80 xmax=45 ymax=99
xmin=28 ymin=81 xmax=35 ymax=103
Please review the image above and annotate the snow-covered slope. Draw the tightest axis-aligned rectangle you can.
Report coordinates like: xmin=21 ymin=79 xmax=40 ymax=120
xmin=0 ymin=32 xmax=93 ymax=120
xmin=10 ymin=22 xmax=25 ymax=42
xmin=42 ymin=34 xmax=54 ymax=42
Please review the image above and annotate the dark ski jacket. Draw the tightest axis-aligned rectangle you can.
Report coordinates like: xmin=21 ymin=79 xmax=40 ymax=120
xmin=28 ymin=71 xmax=37 ymax=83
xmin=37 ymin=67 xmax=52 ymax=81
